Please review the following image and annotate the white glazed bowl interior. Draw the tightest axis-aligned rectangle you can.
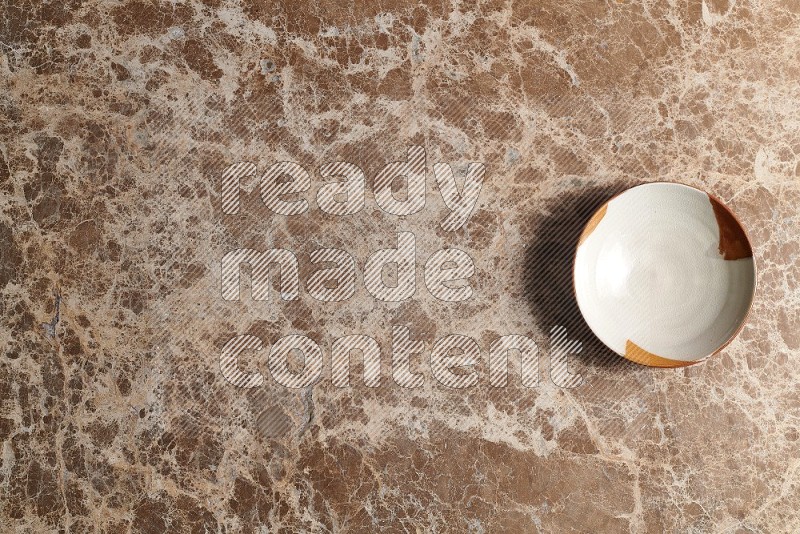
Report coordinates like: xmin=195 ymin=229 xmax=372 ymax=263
xmin=573 ymin=182 xmax=756 ymax=367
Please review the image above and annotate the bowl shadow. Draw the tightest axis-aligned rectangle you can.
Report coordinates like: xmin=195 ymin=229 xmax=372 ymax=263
xmin=523 ymin=182 xmax=637 ymax=373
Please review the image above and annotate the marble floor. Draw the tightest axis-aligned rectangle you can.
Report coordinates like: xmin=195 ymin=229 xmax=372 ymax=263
xmin=1 ymin=1 xmax=799 ymax=532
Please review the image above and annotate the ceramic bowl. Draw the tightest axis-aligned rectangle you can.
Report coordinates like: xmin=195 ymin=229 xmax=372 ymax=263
xmin=573 ymin=182 xmax=756 ymax=367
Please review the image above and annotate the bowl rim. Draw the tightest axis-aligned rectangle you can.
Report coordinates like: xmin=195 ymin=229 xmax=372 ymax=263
xmin=571 ymin=180 xmax=758 ymax=366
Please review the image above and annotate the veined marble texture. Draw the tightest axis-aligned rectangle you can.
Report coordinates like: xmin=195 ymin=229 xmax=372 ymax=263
xmin=1 ymin=0 xmax=799 ymax=532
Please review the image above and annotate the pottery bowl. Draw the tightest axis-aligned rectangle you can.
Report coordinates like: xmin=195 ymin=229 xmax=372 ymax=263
xmin=573 ymin=182 xmax=756 ymax=367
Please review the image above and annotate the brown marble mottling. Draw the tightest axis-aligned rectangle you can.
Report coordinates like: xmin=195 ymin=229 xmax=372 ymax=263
xmin=2 ymin=1 xmax=800 ymax=532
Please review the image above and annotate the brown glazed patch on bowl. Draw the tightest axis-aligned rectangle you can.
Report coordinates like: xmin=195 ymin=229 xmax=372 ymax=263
xmin=577 ymin=203 xmax=608 ymax=246
xmin=624 ymin=340 xmax=698 ymax=368
xmin=709 ymin=195 xmax=754 ymax=261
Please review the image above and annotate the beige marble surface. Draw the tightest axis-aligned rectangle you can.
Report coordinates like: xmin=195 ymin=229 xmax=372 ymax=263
xmin=1 ymin=0 xmax=800 ymax=532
